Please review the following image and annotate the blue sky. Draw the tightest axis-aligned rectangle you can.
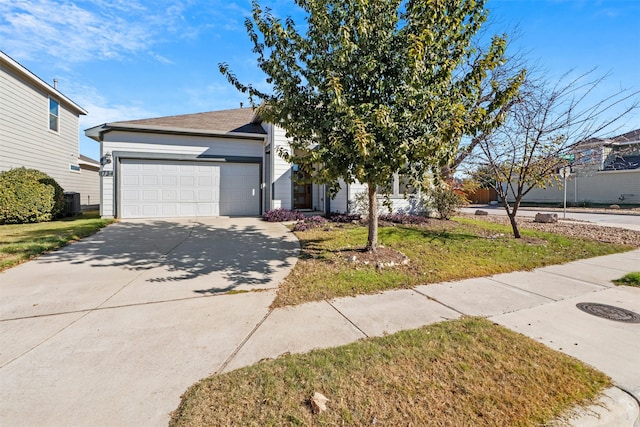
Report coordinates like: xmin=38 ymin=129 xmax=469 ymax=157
xmin=2 ymin=0 xmax=638 ymax=161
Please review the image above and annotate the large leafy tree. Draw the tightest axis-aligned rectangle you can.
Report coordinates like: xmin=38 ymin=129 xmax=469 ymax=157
xmin=220 ymin=0 xmax=522 ymax=252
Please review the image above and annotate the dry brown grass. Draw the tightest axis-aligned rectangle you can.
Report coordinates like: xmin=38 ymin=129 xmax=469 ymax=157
xmin=171 ymin=318 xmax=610 ymax=426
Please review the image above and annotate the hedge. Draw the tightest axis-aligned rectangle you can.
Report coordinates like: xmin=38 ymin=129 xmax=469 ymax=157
xmin=0 ymin=167 xmax=65 ymax=224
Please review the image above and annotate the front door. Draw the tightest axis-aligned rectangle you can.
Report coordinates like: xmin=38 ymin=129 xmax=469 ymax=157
xmin=293 ymin=167 xmax=312 ymax=210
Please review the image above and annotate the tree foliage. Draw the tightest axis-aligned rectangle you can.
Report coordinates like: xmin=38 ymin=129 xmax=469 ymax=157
xmin=220 ymin=0 xmax=522 ymax=251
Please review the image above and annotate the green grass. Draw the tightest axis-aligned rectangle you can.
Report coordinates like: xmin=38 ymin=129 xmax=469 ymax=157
xmin=613 ymin=272 xmax=640 ymax=287
xmin=170 ymin=318 xmax=610 ymax=426
xmin=0 ymin=211 xmax=114 ymax=271
xmin=274 ymin=217 xmax=632 ymax=307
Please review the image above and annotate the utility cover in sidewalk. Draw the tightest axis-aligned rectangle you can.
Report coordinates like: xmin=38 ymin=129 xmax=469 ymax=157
xmin=576 ymin=303 xmax=640 ymax=323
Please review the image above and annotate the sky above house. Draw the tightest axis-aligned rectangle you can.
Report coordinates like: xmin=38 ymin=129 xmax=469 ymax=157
xmin=2 ymin=0 xmax=638 ymax=161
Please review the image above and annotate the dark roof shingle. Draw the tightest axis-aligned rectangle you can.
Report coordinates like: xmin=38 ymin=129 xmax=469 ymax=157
xmin=109 ymin=108 xmax=265 ymax=135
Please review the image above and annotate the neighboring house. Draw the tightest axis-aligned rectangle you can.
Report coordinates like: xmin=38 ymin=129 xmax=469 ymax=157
xmin=85 ymin=108 xmax=422 ymax=219
xmin=510 ymin=129 xmax=640 ymax=205
xmin=0 ymin=51 xmax=100 ymax=209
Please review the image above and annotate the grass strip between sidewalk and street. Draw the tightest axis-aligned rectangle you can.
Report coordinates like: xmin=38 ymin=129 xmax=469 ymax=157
xmin=612 ymin=271 xmax=640 ymax=287
xmin=171 ymin=317 xmax=610 ymax=426
xmin=273 ymin=217 xmax=633 ymax=308
xmin=0 ymin=211 xmax=114 ymax=271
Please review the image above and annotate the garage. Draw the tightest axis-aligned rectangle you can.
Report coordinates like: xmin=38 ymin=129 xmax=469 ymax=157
xmin=119 ymin=159 xmax=260 ymax=218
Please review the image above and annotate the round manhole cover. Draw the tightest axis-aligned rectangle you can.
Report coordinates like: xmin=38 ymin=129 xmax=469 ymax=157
xmin=576 ymin=303 xmax=640 ymax=323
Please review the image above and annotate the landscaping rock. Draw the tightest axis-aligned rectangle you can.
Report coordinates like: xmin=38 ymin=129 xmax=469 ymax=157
xmin=475 ymin=209 xmax=489 ymax=216
xmin=489 ymin=201 xmax=499 ymax=205
xmin=609 ymin=204 xmax=621 ymax=209
xmin=534 ymin=213 xmax=559 ymax=223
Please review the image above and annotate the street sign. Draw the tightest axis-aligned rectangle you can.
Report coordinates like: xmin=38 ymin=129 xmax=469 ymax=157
xmin=558 ymin=167 xmax=571 ymax=178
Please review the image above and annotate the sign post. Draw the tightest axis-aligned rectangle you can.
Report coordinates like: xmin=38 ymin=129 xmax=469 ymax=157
xmin=558 ymin=167 xmax=571 ymax=219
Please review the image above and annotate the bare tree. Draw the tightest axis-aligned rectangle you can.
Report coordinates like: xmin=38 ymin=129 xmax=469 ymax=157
xmin=469 ymin=70 xmax=638 ymax=238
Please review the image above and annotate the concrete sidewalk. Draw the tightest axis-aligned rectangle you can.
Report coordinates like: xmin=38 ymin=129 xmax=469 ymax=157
xmin=222 ymin=248 xmax=640 ymax=425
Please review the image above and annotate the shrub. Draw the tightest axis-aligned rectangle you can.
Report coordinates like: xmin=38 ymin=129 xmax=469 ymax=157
xmin=379 ymin=213 xmax=429 ymax=225
xmin=328 ymin=212 xmax=362 ymax=223
xmin=349 ymin=190 xmax=393 ymax=215
xmin=0 ymin=168 xmax=65 ymax=224
xmin=262 ymin=208 xmax=305 ymax=222
xmin=427 ymin=183 xmax=469 ymax=220
xmin=292 ymin=216 xmax=328 ymax=232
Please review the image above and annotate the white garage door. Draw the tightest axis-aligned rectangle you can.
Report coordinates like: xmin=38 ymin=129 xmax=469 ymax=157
xmin=119 ymin=159 xmax=260 ymax=218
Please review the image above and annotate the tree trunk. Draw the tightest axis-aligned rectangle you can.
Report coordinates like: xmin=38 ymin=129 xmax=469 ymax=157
xmin=500 ymin=195 xmax=522 ymax=238
xmin=507 ymin=212 xmax=521 ymax=238
xmin=366 ymin=184 xmax=378 ymax=253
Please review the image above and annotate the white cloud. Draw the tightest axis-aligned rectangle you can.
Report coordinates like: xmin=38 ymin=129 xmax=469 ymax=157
xmin=0 ymin=0 xmax=197 ymax=66
xmin=71 ymin=85 xmax=157 ymax=128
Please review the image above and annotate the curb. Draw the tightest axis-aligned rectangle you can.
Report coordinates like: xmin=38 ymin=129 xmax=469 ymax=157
xmin=553 ymin=387 xmax=640 ymax=426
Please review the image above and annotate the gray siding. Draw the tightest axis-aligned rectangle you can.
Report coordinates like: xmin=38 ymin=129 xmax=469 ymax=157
xmin=0 ymin=59 xmax=84 ymax=195
xmin=67 ymin=164 xmax=100 ymax=208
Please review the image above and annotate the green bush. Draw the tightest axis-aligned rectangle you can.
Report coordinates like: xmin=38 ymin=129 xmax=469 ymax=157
xmin=428 ymin=182 xmax=468 ymax=220
xmin=0 ymin=168 xmax=65 ymax=224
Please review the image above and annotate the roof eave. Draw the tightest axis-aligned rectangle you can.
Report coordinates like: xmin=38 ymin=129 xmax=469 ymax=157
xmin=85 ymin=123 xmax=267 ymax=141
xmin=1 ymin=51 xmax=88 ymax=116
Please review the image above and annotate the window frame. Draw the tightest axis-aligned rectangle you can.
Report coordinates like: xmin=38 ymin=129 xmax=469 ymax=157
xmin=49 ymin=97 xmax=60 ymax=133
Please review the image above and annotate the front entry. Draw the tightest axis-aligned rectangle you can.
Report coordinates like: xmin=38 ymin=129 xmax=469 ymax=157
xmin=293 ymin=167 xmax=312 ymax=210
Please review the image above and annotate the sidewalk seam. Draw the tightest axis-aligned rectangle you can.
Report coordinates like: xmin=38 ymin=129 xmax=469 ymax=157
xmin=487 ymin=277 xmax=559 ymax=302
xmin=326 ymin=300 xmax=370 ymax=338
xmin=216 ymin=308 xmax=274 ymax=374
xmin=412 ymin=288 xmax=467 ymax=316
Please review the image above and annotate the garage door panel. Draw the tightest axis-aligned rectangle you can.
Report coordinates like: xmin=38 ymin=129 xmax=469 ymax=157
xmin=120 ymin=159 xmax=259 ymax=218
xmin=161 ymin=190 xmax=178 ymax=201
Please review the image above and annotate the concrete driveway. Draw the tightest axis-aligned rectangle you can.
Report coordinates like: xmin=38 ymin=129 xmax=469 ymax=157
xmin=0 ymin=217 xmax=298 ymax=426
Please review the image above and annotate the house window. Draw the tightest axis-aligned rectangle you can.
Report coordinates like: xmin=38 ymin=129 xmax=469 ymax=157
xmin=69 ymin=164 xmax=81 ymax=173
xmin=378 ymin=174 xmax=416 ymax=197
xmin=49 ymin=98 xmax=59 ymax=132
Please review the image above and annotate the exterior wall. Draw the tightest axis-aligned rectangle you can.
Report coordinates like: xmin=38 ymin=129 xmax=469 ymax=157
xmin=508 ymin=169 xmax=640 ymax=205
xmin=330 ymin=182 xmax=349 ymax=213
xmin=99 ymin=130 xmax=265 ymax=217
xmin=331 ymin=180 xmax=425 ymax=214
xmin=0 ymin=58 xmax=84 ymax=194
xmin=70 ymin=164 xmax=100 ymax=208
xmin=269 ymin=124 xmax=293 ymax=210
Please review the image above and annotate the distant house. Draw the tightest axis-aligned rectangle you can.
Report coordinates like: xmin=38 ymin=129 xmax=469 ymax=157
xmin=511 ymin=129 xmax=640 ymax=205
xmin=85 ymin=108 xmax=422 ymax=219
xmin=0 ymin=51 xmax=99 ymax=209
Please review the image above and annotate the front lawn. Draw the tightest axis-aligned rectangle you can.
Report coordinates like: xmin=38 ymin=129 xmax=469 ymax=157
xmin=0 ymin=211 xmax=114 ymax=271
xmin=171 ymin=318 xmax=610 ymax=426
xmin=274 ymin=217 xmax=632 ymax=307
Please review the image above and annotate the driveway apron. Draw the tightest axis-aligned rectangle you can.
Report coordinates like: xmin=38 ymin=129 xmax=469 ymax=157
xmin=0 ymin=217 xmax=298 ymax=426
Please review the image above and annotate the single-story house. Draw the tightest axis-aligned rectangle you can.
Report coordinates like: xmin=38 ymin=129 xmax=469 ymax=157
xmin=0 ymin=51 xmax=100 ymax=209
xmin=85 ymin=108 xmax=422 ymax=219
xmin=509 ymin=129 xmax=640 ymax=205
